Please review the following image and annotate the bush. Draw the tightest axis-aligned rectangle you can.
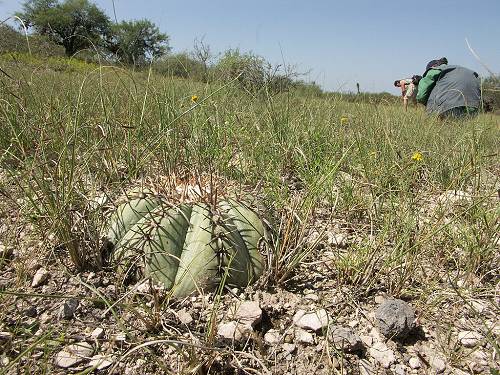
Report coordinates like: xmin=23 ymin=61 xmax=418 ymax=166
xmin=152 ymin=52 xmax=206 ymax=80
xmin=293 ymin=80 xmax=324 ymax=97
xmin=482 ymin=75 xmax=500 ymax=113
xmin=214 ymin=49 xmax=266 ymax=91
xmin=214 ymin=48 xmax=298 ymax=94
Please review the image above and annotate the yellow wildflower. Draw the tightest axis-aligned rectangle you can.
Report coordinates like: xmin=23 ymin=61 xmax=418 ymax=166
xmin=411 ymin=152 xmax=423 ymax=162
xmin=191 ymin=95 xmax=199 ymax=103
xmin=340 ymin=116 xmax=349 ymax=125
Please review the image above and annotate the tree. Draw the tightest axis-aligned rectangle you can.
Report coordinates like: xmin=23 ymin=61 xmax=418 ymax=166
xmin=191 ymin=36 xmax=214 ymax=82
xmin=16 ymin=0 xmax=111 ymax=56
xmin=108 ymin=19 xmax=170 ymax=65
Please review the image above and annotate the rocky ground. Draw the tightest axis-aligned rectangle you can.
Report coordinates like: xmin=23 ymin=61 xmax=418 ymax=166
xmin=0 ymin=177 xmax=499 ymax=374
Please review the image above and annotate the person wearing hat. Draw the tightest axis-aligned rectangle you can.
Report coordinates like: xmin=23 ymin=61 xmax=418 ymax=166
xmin=416 ymin=57 xmax=481 ymax=118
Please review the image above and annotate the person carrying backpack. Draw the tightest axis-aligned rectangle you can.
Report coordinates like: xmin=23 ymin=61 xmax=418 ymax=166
xmin=416 ymin=57 xmax=481 ymax=119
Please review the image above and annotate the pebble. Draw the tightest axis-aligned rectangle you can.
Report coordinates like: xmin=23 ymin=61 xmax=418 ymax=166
xmin=304 ymin=293 xmax=319 ymax=301
xmin=374 ymin=295 xmax=386 ymax=304
xmin=90 ymin=327 xmax=105 ymax=340
xmin=54 ymin=342 xmax=93 ymax=368
xmin=177 ymin=309 xmax=193 ymax=325
xmin=89 ymin=193 xmax=108 ymax=209
xmin=394 ymin=364 xmax=406 ymax=375
xmin=295 ymin=328 xmax=314 ymax=345
xmin=88 ymin=354 xmax=113 ymax=370
xmin=375 ymin=299 xmax=415 ymax=339
xmin=329 ymin=326 xmax=363 ymax=352
xmin=458 ymin=330 xmax=483 ymax=348
xmin=360 ymin=335 xmax=373 ymax=347
xmin=234 ymin=301 xmax=262 ymax=327
xmin=217 ymin=321 xmax=252 ymax=342
xmin=105 ymin=285 xmax=116 ymax=295
xmin=282 ymin=343 xmax=296 ymax=354
xmin=24 ymin=306 xmax=38 ymax=318
xmin=469 ymin=361 xmax=485 ymax=374
xmin=293 ymin=309 xmax=329 ymax=332
xmin=135 ymin=281 xmax=150 ymax=294
xmin=59 ymin=299 xmax=79 ymax=319
xmin=408 ymin=357 xmax=421 ymax=369
xmin=112 ymin=333 xmax=126 ymax=343
xmin=473 ymin=350 xmax=489 ymax=366
xmin=470 ymin=301 xmax=486 ymax=314
xmin=327 ymin=232 xmax=348 ymax=248
xmin=430 ymin=356 xmax=446 ymax=373
xmin=264 ymin=329 xmax=280 ymax=345
xmin=348 ymin=320 xmax=359 ymax=328
xmin=369 ymin=342 xmax=396 ymax=369
xmin=32 ymin=268 xmax=49 ymax=287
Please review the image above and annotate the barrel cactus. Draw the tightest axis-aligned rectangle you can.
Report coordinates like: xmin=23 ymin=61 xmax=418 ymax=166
xmin=105 ymin=190 xmax=267 ymax=297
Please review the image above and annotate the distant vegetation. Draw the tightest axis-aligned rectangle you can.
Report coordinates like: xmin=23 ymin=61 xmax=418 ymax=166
xmin=0 ymin=24 xmax=65 ymax=56
xmin=3 ymin=0 xmax=498 ymax=108
xmin=482 ymin=75 xmax=500 ymax=113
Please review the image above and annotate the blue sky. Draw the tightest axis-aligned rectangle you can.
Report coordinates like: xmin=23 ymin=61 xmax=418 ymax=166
xmin=1 ymin=0 xmax=499 ymax=92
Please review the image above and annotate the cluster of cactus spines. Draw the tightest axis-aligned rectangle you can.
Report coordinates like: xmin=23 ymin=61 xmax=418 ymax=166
xmin=106 ymin=191 xmax=266 ymax=297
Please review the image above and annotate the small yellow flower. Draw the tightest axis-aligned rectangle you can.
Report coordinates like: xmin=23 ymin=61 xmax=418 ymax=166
xmin=191 ymin=95 xmax=198 ymax=103
xmin=369 ymin=151 xmax=377 ymax=158
xmin=411 ymin=152 xmax=423 ymax=162
xmin=340 ymin=116 xmax=349 ymax=125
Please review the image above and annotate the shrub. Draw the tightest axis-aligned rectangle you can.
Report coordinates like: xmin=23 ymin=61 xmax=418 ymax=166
xmin=152 ymin=52 xmax=206 ymax=79
xmin=214 ymin=48 xmax=298 ymax=94
xmin=214 ymin=49 xmax=266 ymax=91
xmin=482 ymin=75 xmax=500 ymax=112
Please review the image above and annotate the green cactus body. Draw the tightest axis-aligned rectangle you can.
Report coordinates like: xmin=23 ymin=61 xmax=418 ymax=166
xmin=173 ymin=203 xmax=219 ymax=297
xmin=106 ymin=193 xmax=161 ymax=244
xmin=106 ymin=193 xmax=267 ymax=297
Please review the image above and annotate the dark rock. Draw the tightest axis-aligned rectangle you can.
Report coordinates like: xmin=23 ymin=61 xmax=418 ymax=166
xmin=24 ymin=306 xmax=38 ymax=318
xmin=375 ymin=299 xmax=415 ymax=339
xmin=59 ymin=298 xmax=79 ymax=320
